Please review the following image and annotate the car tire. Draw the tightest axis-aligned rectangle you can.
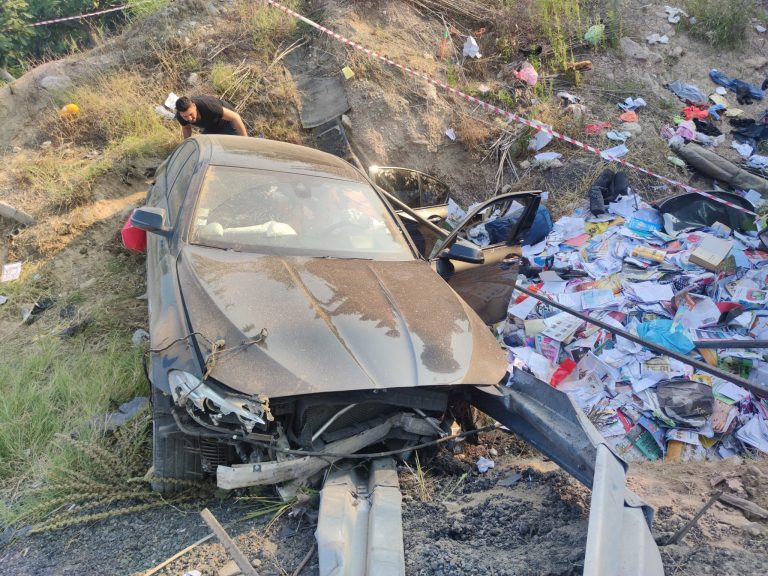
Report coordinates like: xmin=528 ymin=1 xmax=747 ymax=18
xmin=150 ymin=385 xmax=204 ymax=492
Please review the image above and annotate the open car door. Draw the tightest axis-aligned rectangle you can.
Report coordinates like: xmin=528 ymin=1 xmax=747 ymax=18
xmin=429 ymin=191 xmax=541 ymax=325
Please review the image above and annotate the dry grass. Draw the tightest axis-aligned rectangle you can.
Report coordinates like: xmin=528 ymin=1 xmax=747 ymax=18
xmin=16 ymin=149 xmax=108 ymax=210
xmin=11 ymin=71 xmax=177 ymax=212
xmin=452 ymin=109 xmax=502 ymax=150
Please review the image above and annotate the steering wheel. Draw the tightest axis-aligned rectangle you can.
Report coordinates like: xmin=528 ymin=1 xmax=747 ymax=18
xmin=323 ymin=218 xmax=370 ymax=235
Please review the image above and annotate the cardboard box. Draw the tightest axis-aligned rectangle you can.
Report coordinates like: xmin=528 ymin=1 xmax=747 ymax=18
xmin=689 ymin=233 xmax=733 ymax=271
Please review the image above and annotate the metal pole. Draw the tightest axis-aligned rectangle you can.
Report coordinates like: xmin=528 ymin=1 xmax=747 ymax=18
xmin=512 ymin=283 xmax=768 ymax=397
xmin=693 ymin=339 xmax=768 ymax=349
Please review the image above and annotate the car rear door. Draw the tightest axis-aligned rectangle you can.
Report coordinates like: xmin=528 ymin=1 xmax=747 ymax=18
xmin=429 ymin=191 xmax=541 ymax=325
xmin=370 ymin=167 xmax=449 ymax=222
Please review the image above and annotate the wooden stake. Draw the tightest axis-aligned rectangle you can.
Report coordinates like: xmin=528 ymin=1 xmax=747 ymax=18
xmin=200 ymin=508 xmax=260 ymax=576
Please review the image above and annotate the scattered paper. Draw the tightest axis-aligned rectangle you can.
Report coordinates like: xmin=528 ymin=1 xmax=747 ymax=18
xmin=164 ymin=92 xmax=179 ymax=109
xmin=153 ymin=105 xmax=176 ymax=120
xmin=581 ymin=289 xmax=616 ymax=310
xmin=601 ymin=144 xmax=629 ymax=160
xmin=542 ymin=312 xmax=583 ymax=342
xmin=735 ymin=415 xmax=768 ymax=453
xmin=539 ymin=270 xmax=563 ymax=282
xmin=445 ymin=127 xmax=457 ymax=141
xmin=508 ymin=295 xmax=538 ymax=320
xmin=714 ymin=381 xmax=750 ymax=403
xmin=625 ymin=281 xmax=674 ymax=303
xmin=476 ymin=456 xmax=495 ymax=473
xmin=666 ymin=429 xmax=701 ymax=445
xmin=522 ymin=239 xmax=547 ymax=258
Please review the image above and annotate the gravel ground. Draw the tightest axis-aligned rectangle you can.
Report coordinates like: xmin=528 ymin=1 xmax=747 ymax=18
xmin=4 ymin=433 xmax=767 ymax=576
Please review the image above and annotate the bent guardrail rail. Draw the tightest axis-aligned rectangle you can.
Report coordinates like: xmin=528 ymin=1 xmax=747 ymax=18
xmin=469 ymin=368 xmax=664 ymax=576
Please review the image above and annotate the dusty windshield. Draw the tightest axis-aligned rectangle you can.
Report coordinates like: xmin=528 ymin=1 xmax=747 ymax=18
xmin=190 ymin=166 xmax=413 ymax=260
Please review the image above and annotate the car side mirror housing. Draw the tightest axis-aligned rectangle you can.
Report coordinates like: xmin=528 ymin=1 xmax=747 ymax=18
xmin=439 ymin=239 xmax=485 ymax=264
xmin=131 ymin=206 xmax=171 ymax=237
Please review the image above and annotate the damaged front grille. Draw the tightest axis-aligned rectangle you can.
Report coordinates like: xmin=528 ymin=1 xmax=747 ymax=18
xmin=199 ymin=438 xmax=235 ymax=475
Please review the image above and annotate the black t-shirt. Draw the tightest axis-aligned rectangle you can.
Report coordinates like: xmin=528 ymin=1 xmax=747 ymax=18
xmin=176 ymin=95 xmax=232 ymax=132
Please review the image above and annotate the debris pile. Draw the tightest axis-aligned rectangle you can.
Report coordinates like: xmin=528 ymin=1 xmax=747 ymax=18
xmin=493 ymin=174 xmax=768 ymax=462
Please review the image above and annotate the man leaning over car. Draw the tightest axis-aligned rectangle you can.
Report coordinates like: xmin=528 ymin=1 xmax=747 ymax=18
xmin=175 ymin=95 xmax=248 ymax=139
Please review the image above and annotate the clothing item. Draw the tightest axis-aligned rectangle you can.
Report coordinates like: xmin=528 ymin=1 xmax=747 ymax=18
xmin=666 ymin=81 xmax=707 ymax=105
xmin=709 ymin=69 xmax=764 ymax=102
xmin=588 ymin=169 xmax=629 ymax=216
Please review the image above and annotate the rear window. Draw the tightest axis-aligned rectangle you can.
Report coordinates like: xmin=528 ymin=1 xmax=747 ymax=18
xmin=189 ymin=166 xmax=414 ymax=260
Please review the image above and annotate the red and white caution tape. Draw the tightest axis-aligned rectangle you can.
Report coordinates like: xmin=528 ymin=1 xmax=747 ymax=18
xmin=28 ymin=4 xmax=129 ymax=28
xmin=266 ymin=0 xmax=758 ymax=217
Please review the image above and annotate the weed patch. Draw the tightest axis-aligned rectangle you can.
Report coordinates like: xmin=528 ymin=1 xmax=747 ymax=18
xmin=0 ymin=336 xmax=146 ymax=488
xmin=532 ymin=0 xmax=585 ymax=69
xmin=683 ymin=0 xmax=754 ymax=49
xmin=17 ymin=150 xmax=110 ymax=210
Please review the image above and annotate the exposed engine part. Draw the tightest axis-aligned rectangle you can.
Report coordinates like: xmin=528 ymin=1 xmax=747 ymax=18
xmin=217 ymin=412 xmax=438 ymax=489
xmin=312 ymin=403 xmax=359 ymax=443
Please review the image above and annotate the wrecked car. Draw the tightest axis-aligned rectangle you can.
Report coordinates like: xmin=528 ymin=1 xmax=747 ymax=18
xmin=132 ymin=135 xmax=664 ymax=573
xmin=131 ymin=135 xmax=539 ymax=489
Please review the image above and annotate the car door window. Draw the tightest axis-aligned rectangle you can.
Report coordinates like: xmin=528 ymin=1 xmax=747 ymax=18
xmin=398 ymin=213 xmax=445 ymax=259
xmin=166 ymin=144 xmax=195 ymax=189
xmin=373 ymin=168 xmax=420 ymax=208
xmin=429 ymin=193 xmax=539 ymax=259
xmin=420 ymin=174 xmax=450 ymax=207
xmin=167 ymin=148 xmax=199 ymax=226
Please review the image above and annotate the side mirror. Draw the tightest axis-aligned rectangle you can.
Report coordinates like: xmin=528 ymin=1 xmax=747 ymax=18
xmin=439 ymin=239 xmax=485 ymax=264
xmin=130 ymin=206 xmax=171 ymax=237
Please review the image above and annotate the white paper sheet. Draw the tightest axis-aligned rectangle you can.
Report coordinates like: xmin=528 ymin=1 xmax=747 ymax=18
xmin=626 ymin=281 xmax=674 ymax=303
xmin=508 ymin=296 xmax=538 ymax=320
xmin=0 ymin=262 xmax=21 ymax=283
xmin=735 ymin=415 xmax=768 ymax=453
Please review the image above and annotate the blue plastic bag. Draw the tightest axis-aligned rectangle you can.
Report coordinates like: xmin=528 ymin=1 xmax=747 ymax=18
xmin=636 ymin=319 xmax=694 ymax=355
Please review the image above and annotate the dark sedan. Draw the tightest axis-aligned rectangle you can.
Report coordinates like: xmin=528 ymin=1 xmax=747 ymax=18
xmin=131 ymin=135 xmax=541 ymax=489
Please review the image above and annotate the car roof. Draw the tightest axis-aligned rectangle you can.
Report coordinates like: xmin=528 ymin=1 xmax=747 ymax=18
xmin=193 ymin=135 xmax=365 ymax=182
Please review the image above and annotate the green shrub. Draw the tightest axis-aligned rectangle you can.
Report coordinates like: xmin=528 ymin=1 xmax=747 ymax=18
xmin=684 ymin=0 xmax=754 ymax=49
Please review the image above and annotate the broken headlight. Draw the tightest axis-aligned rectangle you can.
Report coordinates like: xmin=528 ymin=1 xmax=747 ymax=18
xmin=168 ymin=370 xmax=271 ymax=433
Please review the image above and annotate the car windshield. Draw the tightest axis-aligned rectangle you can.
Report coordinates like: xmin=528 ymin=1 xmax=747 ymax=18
xmin=190 ymin=166 xmax=414 ymax=260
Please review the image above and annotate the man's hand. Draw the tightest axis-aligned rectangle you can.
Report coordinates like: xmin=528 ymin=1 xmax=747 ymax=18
xmin=181 ymin=124 xmax=192 ymax=139
xmin=222 ymin=108 xmax=248 ymax=136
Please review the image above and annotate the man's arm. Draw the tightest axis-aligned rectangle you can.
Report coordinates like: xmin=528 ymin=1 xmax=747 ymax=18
xmin=181 ymin=124 xmax=192 ymax=139
xmin=221 ymin=108 xmax=248 ymax=136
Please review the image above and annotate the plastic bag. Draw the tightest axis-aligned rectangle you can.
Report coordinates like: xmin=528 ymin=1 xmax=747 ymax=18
xmin=584 ymin=24 xmax=605 ymax=45
xmin=513 ymin=62 xmax=538 ymax=86
xmin=636 ymin=319 xmax=695 ymax=354
xmin=656 ymin=380 xmax=713 ymax=428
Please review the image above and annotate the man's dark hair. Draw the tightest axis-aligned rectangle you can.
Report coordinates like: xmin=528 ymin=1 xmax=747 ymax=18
xmin=175 ymin=96 xmax=193 ymax=112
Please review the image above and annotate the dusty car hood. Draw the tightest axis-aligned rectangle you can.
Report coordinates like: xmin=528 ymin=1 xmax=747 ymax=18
xmin=176 ymin=246 xmax=506 ymax=398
